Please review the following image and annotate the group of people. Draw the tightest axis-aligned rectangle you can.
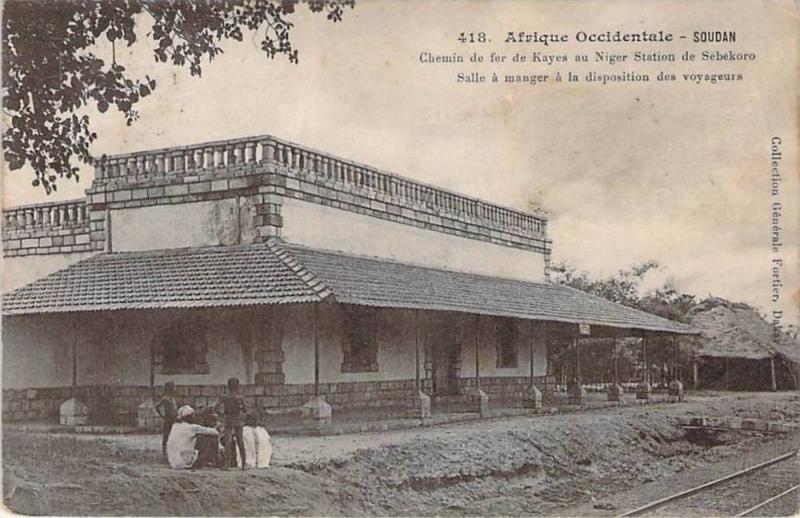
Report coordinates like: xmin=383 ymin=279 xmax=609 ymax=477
xmin=154 ymin=377 xmax=272 ymax=471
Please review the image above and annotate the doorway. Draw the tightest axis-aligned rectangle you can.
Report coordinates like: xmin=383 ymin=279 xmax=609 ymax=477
xmin=426 ymin=313 xmax=462 ymax=396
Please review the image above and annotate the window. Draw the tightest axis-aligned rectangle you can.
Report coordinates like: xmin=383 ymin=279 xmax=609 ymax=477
xmin=496 ymin=318 xmax=519 ymax=369
xmin=153 ymin=320 xmax=210 ymax=375
xmin=341 ymin=306 xmax=379 ymax=373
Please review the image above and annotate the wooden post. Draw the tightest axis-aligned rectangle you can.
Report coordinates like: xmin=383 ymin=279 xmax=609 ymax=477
xmin=692 ymin=360 xmax=699 ymax=388
xmin=529 ymin=321 xmax=534 ymax=383
xmin=149 ymin=341 xmax=154 ymax=393
xmin=725 ymin=357 xmax=730 ymax=391
xmin=314 ymin=303 xmax=320 ymax=398
xmin=769 ymin=357 xmax=777 ymax=392
xmin=415 ymin=310 xmax=421 ymax=392
xmin=574 ymin=338 xmax=581 ymax=384
xmin=73 ymin=341 xmax=78 ymax=388
xmin=474 ymin=314 xmax=480 ymax=391
xmin=613 ymin=338 xmax=618 ymax=385
xmin=642 ymin=337 xmax=648 ymax=384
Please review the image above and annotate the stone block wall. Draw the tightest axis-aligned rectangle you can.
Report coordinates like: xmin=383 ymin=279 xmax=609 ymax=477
xmin=2 ymin=376 xmax=552 ymax=425
xmin=2 ymin=200 xmax=103 ymax=257
xmin=5 ymin=135 xmax=550 ymax=264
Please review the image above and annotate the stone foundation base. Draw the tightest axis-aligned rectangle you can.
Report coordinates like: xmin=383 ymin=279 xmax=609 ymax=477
xmin=301 ymin=395 xmax=332 ymax=426
xmin=607 ymin=383 xmax=624 ymax=402
xmin=4 ymin=376 xmax=557 ymax=424
xmin=137 ymin=400 xmax=160 ymax=431
xmin=526 ymin=385 xmax=543 ymax=409
xmin=471 ymin=388 xmax=489 ymax=417
xmin=568 ymin=384 xmax=586 ymax=406
xmin=59 ymin=398 xmax=88 ymax=426
xmin=636 ymin=381 xmax=651 ymax=400
xmin=668 ymin=380 xmax=684 ymax=401
xmin=408 ymin=390 xmax=431 ymax=419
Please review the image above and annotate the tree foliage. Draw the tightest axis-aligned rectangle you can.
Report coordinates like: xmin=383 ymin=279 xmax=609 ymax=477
xmin=3 ymin=0 xmax=353 ymax=194
xmin=550 ymin=259 xmax=696 ymax=323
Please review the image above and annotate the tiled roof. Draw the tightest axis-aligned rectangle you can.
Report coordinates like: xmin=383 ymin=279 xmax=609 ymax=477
xmin=2 ymin=244 xmax=330 ymax=314
xmin=3 ymin=240 xmax=695 ymax=334
xmin=285 ymin=243 xmax=695 ymax=335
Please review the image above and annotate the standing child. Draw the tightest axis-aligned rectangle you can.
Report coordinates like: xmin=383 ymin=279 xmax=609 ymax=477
xmin=154 ymin=382 xmax=179 ymax=460
xmin=215 ymin=377 xmax=247 ymax=470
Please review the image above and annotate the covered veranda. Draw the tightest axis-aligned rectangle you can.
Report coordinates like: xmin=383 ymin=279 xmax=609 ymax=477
xmin=3 ymin=239 xmax=697 ymax=429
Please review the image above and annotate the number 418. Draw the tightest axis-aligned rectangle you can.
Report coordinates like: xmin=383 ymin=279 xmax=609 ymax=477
xmin=458 ymin=32 xmax=488 ymax=43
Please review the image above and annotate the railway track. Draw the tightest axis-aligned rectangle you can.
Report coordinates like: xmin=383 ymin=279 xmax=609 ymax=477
xmin=618 ymin=450 xmax=799 ymax=517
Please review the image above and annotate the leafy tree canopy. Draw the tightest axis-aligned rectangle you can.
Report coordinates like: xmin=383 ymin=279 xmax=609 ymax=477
xmin=550 ymin=260 xmax=697 ymax=323
xmin=3 ymin=0 xmax=353 ymax=194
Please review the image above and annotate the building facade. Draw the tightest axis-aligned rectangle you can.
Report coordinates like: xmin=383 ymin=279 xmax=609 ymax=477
xmin=2 ymin=135 xmax=692 ymax=425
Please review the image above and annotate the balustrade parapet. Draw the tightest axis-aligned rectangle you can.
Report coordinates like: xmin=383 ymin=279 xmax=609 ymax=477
xmin=2 ymin=198 xmax=89 ymax=233
xmin=90 ymin=134 xmax=549 ymax=237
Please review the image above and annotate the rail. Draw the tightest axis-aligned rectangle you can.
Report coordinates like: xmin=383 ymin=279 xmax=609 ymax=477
xmin=617 ymin=450 xmax=799 ymax=517
xmin=3 ymin=199 xmax=88 ymax=233
xmin=93 ymin=135 xmax=548 ymax=236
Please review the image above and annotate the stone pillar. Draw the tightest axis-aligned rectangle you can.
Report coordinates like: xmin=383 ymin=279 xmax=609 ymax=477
xmin=60 ymin=398 xmax=88 ymax=426
xmin=668 ymin=379 xmax=684 ymax=401
xmin=301 ymin=396 xmax=332 ymax=426
xmin=608 ymin=383 xmax=624 ymax=403
xmin=136 ymin=399 xmax=160 ymax=431
xmin=527 ymin=385 xmax=543 ymax=409
xmin=568 ymin=379 xmax=586 ymax=406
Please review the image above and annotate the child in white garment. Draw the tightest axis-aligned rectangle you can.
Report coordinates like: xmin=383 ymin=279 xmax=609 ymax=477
xmin=236 ymin=412 xmax=272 ymax=468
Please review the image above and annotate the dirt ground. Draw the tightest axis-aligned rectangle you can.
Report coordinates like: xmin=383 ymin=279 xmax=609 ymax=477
xmin=3 ymin=391 xmax=799 ymax=516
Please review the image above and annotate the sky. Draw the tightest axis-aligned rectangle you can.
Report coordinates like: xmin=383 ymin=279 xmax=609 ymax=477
xmin=3 ymin=0 xmax=798 ymax=325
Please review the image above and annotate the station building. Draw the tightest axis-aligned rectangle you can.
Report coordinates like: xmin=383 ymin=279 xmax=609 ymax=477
xmin=2 ymin=135 xmax=693 ymax=426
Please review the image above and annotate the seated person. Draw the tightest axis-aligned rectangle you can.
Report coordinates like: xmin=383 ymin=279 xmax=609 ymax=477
xmin=236 ymin=412 xmax=273 ymax=469
xmin=195 ymin=407 xmax=224 ymax=469
xmin=166 ymin=405 xmax=220 ymax=470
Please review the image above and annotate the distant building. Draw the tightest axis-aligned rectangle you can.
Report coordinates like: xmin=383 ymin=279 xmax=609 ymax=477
xmin=686 ymin=298 xmax=799 ymax=391
xmin=2 ymin=135 xmax=693 ymax=425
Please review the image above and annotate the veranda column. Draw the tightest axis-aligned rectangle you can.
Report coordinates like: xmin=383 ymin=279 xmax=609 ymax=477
xmin=302 ymin=303 xmax=332 ymax=426
xmin=526 ymin=321 xmax=543 ymax=409
xmin=61 ymin=323 xmax=89 ymax=426
xmin=568 ymin=337 xmax=586 ymax=405
xmin=692 ymin=358 xmax=700 ymax=388
xmin=137 ymin=325 xmax=160 ymax=430
xmin=668 ymin=336 xmax=684 ymax=401
xmin=472 ymin=314 xmax=489 ymax=416
xmin=410 ymin=310 xmax=431 ymax=418
xmin=636 ymin=335 xmax=651 ymax=400
xmin=608 ymin=337 xmax=624 ymax=403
